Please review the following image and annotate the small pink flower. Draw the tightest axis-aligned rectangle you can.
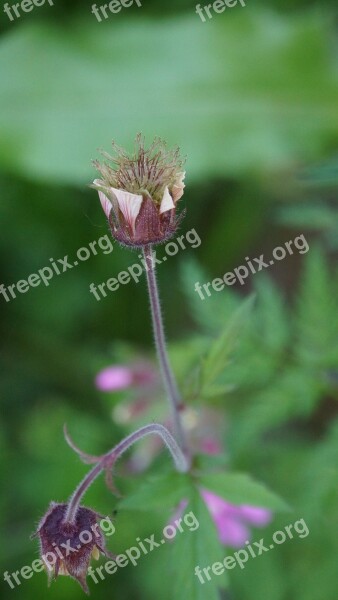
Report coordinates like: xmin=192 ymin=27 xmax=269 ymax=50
xmin=201 ymin=489 xmax=272 ymax=548
xmin=95 ymin=366 xmax=133 ymax=391
xmin=95 ymin=362 xmax=158 ymax=393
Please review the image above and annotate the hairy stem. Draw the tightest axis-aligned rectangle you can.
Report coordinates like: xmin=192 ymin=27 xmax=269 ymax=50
xmin=143 ymin=245 xmax=190 ymax=461
xmin=64 ymin=423 xmax=189 ymax=524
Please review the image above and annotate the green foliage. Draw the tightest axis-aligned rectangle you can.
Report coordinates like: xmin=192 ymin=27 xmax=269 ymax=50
xmin=172 ymin=486 xmax=228 ymax=600
xmin=119 ymin=471 xmax=191 ymax=511
xmin=0 ymin=10 xmax=337 ymax=184
xmin=276 ymin=158 xmax=338 ymax=249
xmin=120 ymin=470 xmax=229 ymax=598
xmin=200 ymin=295 xmax=254 ymax=397
xmin=180 ymin=249 xmax=338 ymax=454
xmin=199 ymin=473 xmax=289 ymax=511
xmin=178 ymin=248 xmax=338 ymax=599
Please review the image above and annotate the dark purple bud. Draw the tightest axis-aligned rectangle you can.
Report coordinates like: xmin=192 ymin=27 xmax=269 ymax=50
xmin=32 ymin=502 xmax=111 ymax=594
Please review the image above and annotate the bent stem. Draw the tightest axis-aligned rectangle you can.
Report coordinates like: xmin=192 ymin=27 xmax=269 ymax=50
xmin=64 ymin=423 xmax=188 ymax=524
xmin=143 ymin=245 xmax=190 ymax=460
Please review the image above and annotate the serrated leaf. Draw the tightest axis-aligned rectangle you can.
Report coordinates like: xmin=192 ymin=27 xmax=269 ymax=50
xmin=199 ymin=473 xmax=289 ymax=512
xmin=201 ymin=295 xmax=255 ymax=392
xmin=295 ymin=246 xmax=338 ymax=367
xmin=229 ymin=367 xmax=320 ymax=453
xmin=254 ymin=274 xmax=290 ymax=352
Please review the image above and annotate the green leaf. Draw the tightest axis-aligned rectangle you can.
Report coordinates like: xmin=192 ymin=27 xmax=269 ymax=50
xmin=120 ymin=472 xmax=229 ymax=599
xmin=172 ymin=484 xmax=228 ymax=600
xmin=295 ymin=246 xmax=338 ymax=367
xmin=119 ymin=471 xmax=191 ymax=511
xmin=200 ymin=295 xmax=255 ymax=392
xmin=180 ymin=258 xmax=240 ymax=334
xmin=254 ymin=274 xmax=290 ymax=352
xmin=199 ymin=472 xmax=289 ymax=511
xmin=277 ymin=203 xmax=337 ymax=230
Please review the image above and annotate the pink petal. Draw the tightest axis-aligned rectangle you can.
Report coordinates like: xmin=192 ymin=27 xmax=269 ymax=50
xmin=240 ymin=505 xmax=273 ymax=527
xmin=160 ymin=186 xmax=175 ymax=214
xmin=200 ymin=489 xmax=230 ymax=516
xmin=201 ymin=490 xmax=250 ymax=548
xmin=95 ymin=366 xmax=133 ymax=392
xmin=110 ymin=188 xmax=143 ymax=234
xmin=216 ymin=515 xmax=251 ymax=548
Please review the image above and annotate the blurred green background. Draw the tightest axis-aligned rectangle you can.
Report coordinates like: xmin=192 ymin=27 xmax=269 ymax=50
xmin=1 ymin=0 xmax=338 ymax=598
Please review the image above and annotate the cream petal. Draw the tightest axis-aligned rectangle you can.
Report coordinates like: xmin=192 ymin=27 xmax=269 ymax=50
xmin=110 ymin=188 xmax=143 ymax=234
xmin=58 ymin=562 xmax=69 ymax=576
xmin=93 ymin=179 xmax=113 ymax=220
xmin=91 ymin=546 xmax=100 ymax=561
xmin=98 ymin=190 xmax=113 ymax=220
xmin=171 ymin=171 xmax=186 ymax=203
xmin=160 ymin=186 xmax=175 ymax=214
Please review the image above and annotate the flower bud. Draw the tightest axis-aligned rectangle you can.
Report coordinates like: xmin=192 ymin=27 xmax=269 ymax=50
xmin=32 ymin=502 xmax=111 ymax=594
xmin=92 ymin=134 xmax=186 ymax=247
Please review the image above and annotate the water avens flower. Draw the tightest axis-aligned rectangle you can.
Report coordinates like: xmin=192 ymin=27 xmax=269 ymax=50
xmin=32 ymin=423 xmax=189 ymax=593
xmin=32 ymin=503 xmax=109 ymax=594
xmin=92 ymin=134 xmax=186 ymax=247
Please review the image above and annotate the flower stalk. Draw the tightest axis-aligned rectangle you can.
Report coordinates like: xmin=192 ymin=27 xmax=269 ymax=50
xmin=143 ymin=245 xmax=191 ymax=463
xmin=64 ymin=423 xmax=189 ymax=524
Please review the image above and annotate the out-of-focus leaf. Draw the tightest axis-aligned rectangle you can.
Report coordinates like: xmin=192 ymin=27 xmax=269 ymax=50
xmin=200 ymin=295 xmax=254 ymax=392
xmin=230 ymin=366 xmax=320 ymax=452
xmin=277 ymin=203 xmax=337 ymax=230
xmin=254 ymin=274 xmax=290 ymax=352
xmin=180 ymin=258 xmax=239 ymax=334
xmin=119 ymin=471 xmax=190 ymax=511
xmin=0 ymin=11 xmax=337 ymax=184
xmin=172 ymin=484 xmax=228 ymax=600
xmin=295 ymin=246 xmax=338 ymax=367
xmin=199 ymin=472 xmax=289 ymax=511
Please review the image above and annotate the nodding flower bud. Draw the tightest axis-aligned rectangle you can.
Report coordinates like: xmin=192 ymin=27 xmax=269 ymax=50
xmin=32 ymin=502 xmax=111 ymax=594
xmin=91 ymin=134 xmax=186 ymax=247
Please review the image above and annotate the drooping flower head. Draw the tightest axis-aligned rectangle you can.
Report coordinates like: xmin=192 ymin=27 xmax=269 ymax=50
xmin=92 ymin=134 xmax=186 ymax=247
xmin=32 ymin=502 xmax=111 ymax=594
